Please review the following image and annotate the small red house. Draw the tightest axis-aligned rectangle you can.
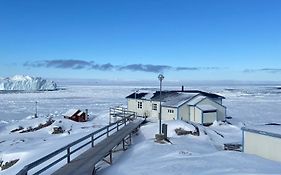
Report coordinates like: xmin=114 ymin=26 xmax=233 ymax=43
xmin=63 ymin=109 xmax=87 ymax=122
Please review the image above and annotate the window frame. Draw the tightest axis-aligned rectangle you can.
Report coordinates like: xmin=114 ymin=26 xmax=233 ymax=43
xmin=137 ymin=101 xmax=143 ymax=109
xmin=152 ymin=103 xmax=157 ymax=111
xmin=168 ymin=109 xmax=174 ymax=113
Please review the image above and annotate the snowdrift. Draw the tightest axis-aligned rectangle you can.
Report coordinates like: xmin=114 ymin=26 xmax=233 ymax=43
xmin=0 ymin=75 xmax=57 ymax=91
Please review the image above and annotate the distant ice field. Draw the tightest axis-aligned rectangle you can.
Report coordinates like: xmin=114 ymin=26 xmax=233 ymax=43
xmin=0 ymin=83 xmax=281 ymax=125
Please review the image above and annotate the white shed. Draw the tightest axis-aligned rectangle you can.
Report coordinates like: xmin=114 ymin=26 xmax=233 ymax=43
xmin=187 ymin=96 xmax=226 ymax=125
xmin=242 ymin=125 xmax=281 ymax=163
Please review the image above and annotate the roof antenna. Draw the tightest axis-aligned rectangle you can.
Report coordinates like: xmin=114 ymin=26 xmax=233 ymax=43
xmin=134 ymin=90 xmax=139 ymax=99
xmin=182 ymin=85 xmax=184 ymax=92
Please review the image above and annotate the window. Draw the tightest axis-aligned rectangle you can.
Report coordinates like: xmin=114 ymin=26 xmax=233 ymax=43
xmin=168 ymin=109 xmax=174 ymax=113
xmin=137 ymin=101 xmax=143 ymax=109
xmin=152 ymin=104 xmax=157 ymax=110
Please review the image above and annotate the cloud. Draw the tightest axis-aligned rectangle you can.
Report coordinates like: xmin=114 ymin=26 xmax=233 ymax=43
xmin=118 ymin=64 xmax=171 ymax=73
xmin=176 ymin=67 xmax=220 ymax=71
xmin=24 ymin=59 xmax=222 ymax=73
xmin=176 ymin=67 xmax=199 ymax=71
xmin=91 ymin=63 xmax=114 ymax=71
xmin=244 ymin=68 xmax=281 ymax=73
xmin=24 ymin=59 xmax=91 ymax=69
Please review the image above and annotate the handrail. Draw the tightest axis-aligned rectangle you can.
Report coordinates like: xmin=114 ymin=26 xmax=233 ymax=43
xmin=16 ymin=113 xmax=136 ymax=175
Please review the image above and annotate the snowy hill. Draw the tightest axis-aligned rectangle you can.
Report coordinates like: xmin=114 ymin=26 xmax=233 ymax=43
xmin=0 ymin=75 xmax=57 ymax=91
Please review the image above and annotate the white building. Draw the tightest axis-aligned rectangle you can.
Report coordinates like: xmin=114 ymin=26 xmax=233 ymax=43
xmin=126 ymin=88 xmax=226 ymax=125
xmin=242 ymin=125 xmax=281 ymax=163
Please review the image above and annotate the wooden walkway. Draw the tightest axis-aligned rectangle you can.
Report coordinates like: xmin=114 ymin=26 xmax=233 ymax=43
xmin=52 ymin=119 xmax=143 ymax=175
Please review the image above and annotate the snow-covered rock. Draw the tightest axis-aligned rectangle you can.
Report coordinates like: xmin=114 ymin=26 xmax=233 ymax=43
xmin=0 ymin=75 xmax=57 ymax=91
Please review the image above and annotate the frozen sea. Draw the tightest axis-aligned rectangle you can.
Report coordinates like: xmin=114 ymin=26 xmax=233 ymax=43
xmin=1 ymin=81 xmax=281 ymax=125
xmin=1 ymin=80 xmax=281 ymax=174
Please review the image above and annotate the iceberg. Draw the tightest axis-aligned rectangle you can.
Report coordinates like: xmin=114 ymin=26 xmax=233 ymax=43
xmin=0 ymin=75 xmax=57 ymax=91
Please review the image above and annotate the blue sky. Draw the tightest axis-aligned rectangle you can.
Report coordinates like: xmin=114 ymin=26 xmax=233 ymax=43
xmin=0 ymin=0 xmax=280 ymax=81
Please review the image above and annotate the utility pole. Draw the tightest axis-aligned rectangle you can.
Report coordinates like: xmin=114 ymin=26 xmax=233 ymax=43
xmin=35 ymin=101 xmax=38 ymax=118
xmin=158 ymin=74 xmax=164 ymax=134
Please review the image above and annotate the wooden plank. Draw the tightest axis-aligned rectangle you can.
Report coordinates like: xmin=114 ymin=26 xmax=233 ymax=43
xmin=52 ymin=119 xmax=143 ymax=175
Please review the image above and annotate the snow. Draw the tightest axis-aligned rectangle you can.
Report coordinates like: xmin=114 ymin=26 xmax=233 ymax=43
xmin=162 ymin=92 xmax=199 ymax=107
xmin=187 ymin=95 xmax=206 ymax=105
xmin=100 ymin=120 xmax=281 ymax=175
xmin=63 ymin=109 xmax=79 ymax=117
xmin=143 ymin=91 xmax=155 ymax=99
xmin=0 ymin=75 xmax=57 ymax=91
xmin=77 ymin=111 xmax=84 ymax=116
xmin=1 ymin=83 xmax=281 ymax=174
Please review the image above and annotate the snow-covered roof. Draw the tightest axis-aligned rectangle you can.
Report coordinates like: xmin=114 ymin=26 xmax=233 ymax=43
xmin=143 ymin=92 xmax=155 ymax=99
xmin=77 ymin=111 xmax=84 ymax=116
xmin=131 ymin=91 xmax=155 ymax=100
xmin=197 ymin=104 xmax=217 ymax=112
xmin=187 ymin=96 xmax=206 ymax=106
xmin=162 ymin=92 xmax=199 ymax=108
xmin=126 ymin=89 xmax=224 ymax=100
xmin=242 ymin=124 xmax=281 ymax=139
xmin=64 ymin=109 xmax=80 ymax=117
xmin=126 ymin=89 xmax=225 ymax=109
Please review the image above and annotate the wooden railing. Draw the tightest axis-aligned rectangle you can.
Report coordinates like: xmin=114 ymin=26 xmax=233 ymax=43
xmin=109 ymin=107 xmax=136 ymax=123
xmin=16 ymin=114 xmax=136 ymax=175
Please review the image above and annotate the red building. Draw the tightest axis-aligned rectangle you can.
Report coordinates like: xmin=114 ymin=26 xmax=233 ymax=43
xmin=63 ymin=109 xmax=88 ymax=122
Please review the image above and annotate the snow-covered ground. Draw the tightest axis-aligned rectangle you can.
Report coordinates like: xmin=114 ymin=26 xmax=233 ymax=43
xmin=1 ymin=82 xmax=281 ymax=174
xmin=100 ymin=121 xmax=281 ymax=175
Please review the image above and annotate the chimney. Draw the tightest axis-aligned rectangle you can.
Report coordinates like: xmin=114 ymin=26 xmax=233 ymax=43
xmin=182 ymin=85 xmax=184 ymax=92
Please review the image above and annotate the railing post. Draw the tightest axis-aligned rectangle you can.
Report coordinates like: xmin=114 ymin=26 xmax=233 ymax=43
xmin=107 ymin=126 xmax=109 ymax=137
xmin=122 ymin=138 xmax=125 ymax=150
xmin=123 ymin=108 xmax=125 ymax=119
xmin=91 ymin=135 xmax=94 ymax=147
xmin=109 ymin=150 xmax=112 ymax=164
xmin=109 ymin=108 xmax=111 ymax=124
xmin=117 ymin=122 xmax=119 ymax=131
xmin=67 ymin=147 xmax=70 ymax=163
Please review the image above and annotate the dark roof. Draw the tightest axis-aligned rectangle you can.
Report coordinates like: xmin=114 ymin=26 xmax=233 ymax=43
xmin=176 ymin=90 xmax=225 ymax=99
xmin=126 ymin=90 xmax=225 ymax=101
xmin=126 ymin=92 xmax=148 ymax=99
xmin=150 ymin=91 xmax=178 ymax=101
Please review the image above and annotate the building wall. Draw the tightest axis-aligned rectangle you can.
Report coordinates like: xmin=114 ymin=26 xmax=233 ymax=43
xmin=127 ymin=99 xmax=150 ymax=117
xmin=202 ymin=112 xmax=217 ymax=124
xmin=179 ymin=104 xmax=190 ymax=121
xmin=244 ymin=131 xmax=281 ymax=163
xmin=189 ymin=106 xmax=195 ymax=122
xmin=127 ymin=99 xmax=160 ymax=118
xmin=189 ymin=106 xmax=202 ymax=123
xmin=161 ymin=107 xmax=177 ymax=120
xmin=197 ymin=98 xmax=226 ymax=121
xmin=151 ymin=101 xmax=160 ymax=118
xmin=194 ymin=107 xmax=203 ymax=124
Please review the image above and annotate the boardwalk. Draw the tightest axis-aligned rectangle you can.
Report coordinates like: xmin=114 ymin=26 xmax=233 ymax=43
xmin=52 ymin=119 xmax=143 ymax=175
